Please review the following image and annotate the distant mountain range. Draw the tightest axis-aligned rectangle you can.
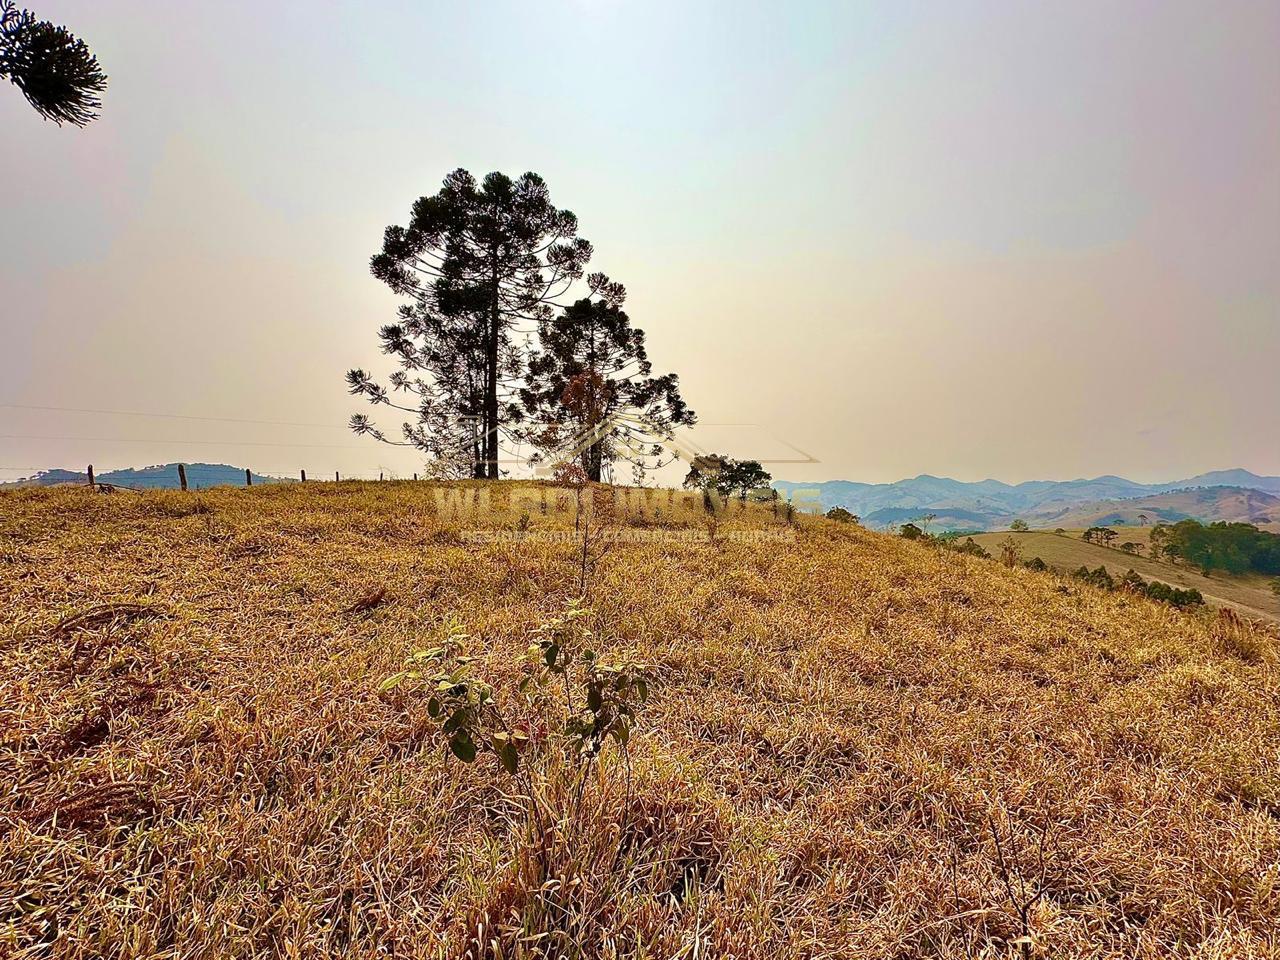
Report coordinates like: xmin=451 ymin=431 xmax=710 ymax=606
xmin=3 ymin=463 xmax=281 ymax=490
xmin=774 ymin=469 xmax=1280 ymax=531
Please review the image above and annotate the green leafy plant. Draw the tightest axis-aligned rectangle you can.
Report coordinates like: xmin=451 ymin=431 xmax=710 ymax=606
xmin=382 ymin=602 xmax=650 ymax=774
xmin=382 ymin=600 xmax=652 ymax=867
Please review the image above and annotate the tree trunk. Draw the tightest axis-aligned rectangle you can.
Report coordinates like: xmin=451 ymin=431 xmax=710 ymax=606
xmin=484 ymin=264 xmax=500 ymax=479
xmin=472 ymin=417 xmax=485 ymax=479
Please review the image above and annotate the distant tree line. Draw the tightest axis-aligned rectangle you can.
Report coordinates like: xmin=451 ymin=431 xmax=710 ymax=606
xmin=1082 ymin=526 xmax=1119 ymax=547
xmin=899 ymin=524 xmax=1205 ymax=613
xmin=1151 ymin=520 xmax=1280 ymax=576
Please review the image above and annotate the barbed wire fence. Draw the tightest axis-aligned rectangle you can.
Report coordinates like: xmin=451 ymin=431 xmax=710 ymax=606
xmin=0 ymin=400 xmax=435 ymax=489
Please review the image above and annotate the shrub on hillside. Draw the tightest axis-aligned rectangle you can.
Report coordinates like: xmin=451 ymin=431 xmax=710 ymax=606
xmin=1077 ymin=565 xmax=1204 ymax=610
xmin=948 ymin=537 xmax=991 ymax=559
xmin=999 ymin=536 xmax=1021 ymax=568
xmin=1074 ymin=565 xmax=1115 ymax=590
xmin=825 ymin=506 xmax=859 ymax=524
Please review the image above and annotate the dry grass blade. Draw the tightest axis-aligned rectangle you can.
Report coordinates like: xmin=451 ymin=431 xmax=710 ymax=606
xmin=48 ymin=601 xmax=166 ymax=639
xmin=342 ymin=586 xmax=388 ymax=614
xmin=22 ymin=780 xmax=154 ymax=829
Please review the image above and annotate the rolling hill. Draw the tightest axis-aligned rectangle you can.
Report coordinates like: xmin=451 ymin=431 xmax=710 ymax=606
xmin=2 ymin=463 xmax=281 ymax=490
xmin=1022 ymin=488 xmax=1280 ymax=530
xmin=1 ymin=482 xmax=1277 ymax=957
xmin=775 ymin=469 xmax=1280 ymax=532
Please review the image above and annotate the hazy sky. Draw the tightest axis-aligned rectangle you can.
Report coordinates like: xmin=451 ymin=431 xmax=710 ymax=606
xmin=2 ymin=0 xmax=1277 ymax=484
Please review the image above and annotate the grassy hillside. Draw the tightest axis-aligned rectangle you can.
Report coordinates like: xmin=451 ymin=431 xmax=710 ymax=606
xmin=970 ymin=530 xmax=1280 ymax=623
xmin=2 ymin=484 xmax=1278 ymax=958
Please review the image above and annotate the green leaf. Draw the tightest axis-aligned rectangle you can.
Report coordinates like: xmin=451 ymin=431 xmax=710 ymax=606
xmin=449 ymin=730 xmax=477 ymax=763
xmin=544 ymin=643 xmax=559 ymax=668
xmin=426 ymin=696 xmax=441 ymax=719
xmin=493 ymin=737 xmax=518 ymax=774
xmin=379 ymin=671 xmax=407 ymax=692
xmin=587 ymin=686 xmax=603 ymax=712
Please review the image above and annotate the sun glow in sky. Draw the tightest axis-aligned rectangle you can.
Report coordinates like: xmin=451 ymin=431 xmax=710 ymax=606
xmin=2 ymin=0 xmax=1277 ymax=484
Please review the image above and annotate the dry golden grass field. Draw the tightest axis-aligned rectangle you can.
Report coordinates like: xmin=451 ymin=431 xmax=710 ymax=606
xmin=968 ymin=530 xmax=1280 ymax=624
xmin=2 ymin=482 xmax=1279 ymax=959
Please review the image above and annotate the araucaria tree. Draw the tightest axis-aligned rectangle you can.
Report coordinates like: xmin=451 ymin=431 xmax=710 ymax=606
xmin=520 ymin=278 xmax=696 ymax=482
xmin=349 ymin=169 xmax=592 ymax=479
xmin=1 ymin=1 xmax=106 ymax=125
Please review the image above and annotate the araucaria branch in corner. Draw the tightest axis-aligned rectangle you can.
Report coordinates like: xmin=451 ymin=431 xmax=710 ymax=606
xmin=0 ymin=1 xmax=106 ymax=125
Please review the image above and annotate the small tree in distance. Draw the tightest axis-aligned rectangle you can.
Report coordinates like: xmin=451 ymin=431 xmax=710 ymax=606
xmin=683 ymin=455 xmax=772 ymax=500
xmin=1010 ymin=519 xmax=1029 ymax=532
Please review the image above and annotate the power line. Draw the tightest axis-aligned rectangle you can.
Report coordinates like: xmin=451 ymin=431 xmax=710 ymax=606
xmin=0 ymin=433 xmax=372 ymax=450
xmin=0 ymin=402 xmax=347 ymax=430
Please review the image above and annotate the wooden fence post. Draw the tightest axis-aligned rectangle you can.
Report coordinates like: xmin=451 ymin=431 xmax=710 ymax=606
xmin=87 ymin=465 xmax=94 ymax=488
xmin=245 ymin=468 xmax=252 ymax=487
xmin=335 ymin=471 xmax=340 ymax=482
xmin=178 ymin=464 xmax=188 ymax=491
xmin=413 ymin=473 xmax=418 ymax=481
xmin=300 ymin=469 xmax=307 ymax=483
xmin=380 ymin=472 xmax=384 ymax=481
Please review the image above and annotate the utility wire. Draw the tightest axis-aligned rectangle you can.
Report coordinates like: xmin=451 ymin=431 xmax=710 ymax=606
xmin=0 ymin=433 xmax=372 ymax=450
xmin=0 ymin=402 xmax=347 ymax=429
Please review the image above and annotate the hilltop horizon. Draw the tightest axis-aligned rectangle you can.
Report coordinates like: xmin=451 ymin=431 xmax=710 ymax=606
xmin=774 ymin=467 xmax=1280 ymax=532
xmin=11 ymin=461 xmax=1280 ymax=491
xmin=781 ymin=466 xmax=1280 ymax=489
